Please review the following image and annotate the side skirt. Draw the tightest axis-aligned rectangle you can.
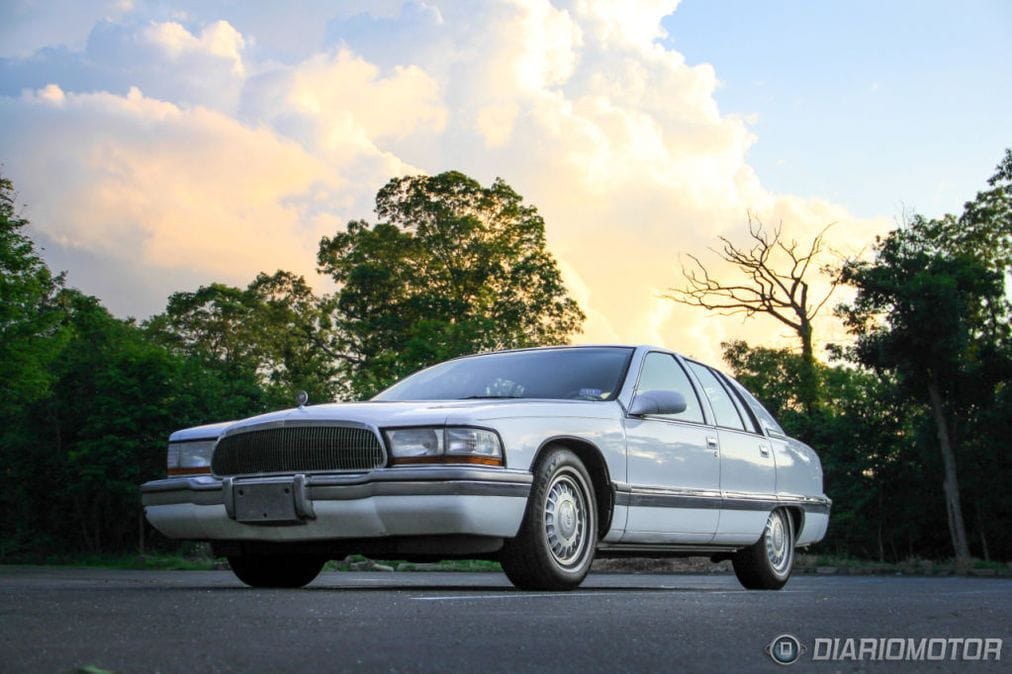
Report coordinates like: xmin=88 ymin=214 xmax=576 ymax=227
xmin=595 ymin=543 xmax=742 ymax=559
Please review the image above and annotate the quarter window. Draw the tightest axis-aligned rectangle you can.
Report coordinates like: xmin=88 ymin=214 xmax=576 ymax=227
xmin=686 ymin=361 xmax=746 ymax=431
xmin=635 ymin=352 xmax=705 ymax=423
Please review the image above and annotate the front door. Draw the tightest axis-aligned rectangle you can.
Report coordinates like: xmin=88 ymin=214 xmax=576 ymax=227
xmin=622 ymin=352 xmax=720 ymax=544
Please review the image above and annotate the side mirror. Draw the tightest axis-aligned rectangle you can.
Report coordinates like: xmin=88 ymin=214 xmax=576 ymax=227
xmin=628 ymin=390 xmax=687 ymax=417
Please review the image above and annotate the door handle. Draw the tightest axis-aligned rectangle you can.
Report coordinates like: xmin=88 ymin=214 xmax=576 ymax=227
xmin=759 ymin=444 xmax=770 ymax=457
xmin=706 ymin=436 xmax=719 ymax=457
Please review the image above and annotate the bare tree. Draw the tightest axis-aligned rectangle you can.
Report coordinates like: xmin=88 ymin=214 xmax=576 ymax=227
xmin=664 ymin=216 xmax=836 ymax=412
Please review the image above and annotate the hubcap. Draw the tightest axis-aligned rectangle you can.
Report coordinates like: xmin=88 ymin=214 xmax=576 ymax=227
xmin=765 ymin=510 xmax=793 ymax=576
xmin=544 ymin=472 xmax=588 ymax=567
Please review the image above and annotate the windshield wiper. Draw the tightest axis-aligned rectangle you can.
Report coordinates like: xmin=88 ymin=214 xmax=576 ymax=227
xmin=459 ymin=395 xmax=524 ymax=399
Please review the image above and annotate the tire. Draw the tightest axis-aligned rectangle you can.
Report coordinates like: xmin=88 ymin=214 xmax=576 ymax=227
xmin=500 ymin=447 xmax=597 ymax=590
xmin=227 ymin=554 xmax=325 ymax=588
xmin=732 ymin=508 xmax=795 ymax=590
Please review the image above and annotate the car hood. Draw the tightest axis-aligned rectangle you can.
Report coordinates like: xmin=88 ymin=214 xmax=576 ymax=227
xmin=168 ymin=420 xmax=237 ymax=443
xmin=187 ymin=399 xmax=619 ymax=438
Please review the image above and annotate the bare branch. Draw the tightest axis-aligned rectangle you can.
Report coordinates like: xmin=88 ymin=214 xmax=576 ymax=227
xmin=667 ymin=216 xmax=836 ymax=355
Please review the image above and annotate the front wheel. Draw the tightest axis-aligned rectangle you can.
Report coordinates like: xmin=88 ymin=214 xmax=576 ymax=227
xmin=228 ymin=554 xmax=325 ymax=588
xmin=732 ymin=508 xmax=795 ymax=590
xmin=500 ymin=447 xmax=597 ymax=590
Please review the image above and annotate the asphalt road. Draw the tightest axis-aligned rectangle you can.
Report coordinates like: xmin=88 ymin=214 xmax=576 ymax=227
xmin=0 ymin=567 xmax=1009 ymax=673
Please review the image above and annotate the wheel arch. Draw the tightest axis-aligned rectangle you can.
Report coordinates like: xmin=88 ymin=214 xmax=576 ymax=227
xmin=533 ymin=436 xmax=614 ymax=540
xmin=782 ymin=505 xmax=804 ymax=542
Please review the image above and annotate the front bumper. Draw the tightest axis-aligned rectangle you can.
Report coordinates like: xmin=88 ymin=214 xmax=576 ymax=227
xmin=141 ymin=467 xmax=532 ymax=542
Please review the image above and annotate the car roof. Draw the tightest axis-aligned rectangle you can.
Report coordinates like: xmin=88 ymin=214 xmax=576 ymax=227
xmin=451 ymin=344 xmax=683 ymax=360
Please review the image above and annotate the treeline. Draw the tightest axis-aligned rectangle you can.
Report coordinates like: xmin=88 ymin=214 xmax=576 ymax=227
xmin=720 ymin=150 xmax=1011 ymax=562
xmin=0 ymin=171 xmax=582 ymax=558
xmin=0 ymin=155 xmax=1008 ymax=563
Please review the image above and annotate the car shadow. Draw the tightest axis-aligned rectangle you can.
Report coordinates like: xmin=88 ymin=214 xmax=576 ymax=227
xmin=155 ymin=582 xmax=739 ymax=593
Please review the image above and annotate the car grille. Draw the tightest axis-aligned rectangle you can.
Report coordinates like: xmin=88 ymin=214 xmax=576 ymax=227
xmin=211 ymin=425 xmax=385 ymax=476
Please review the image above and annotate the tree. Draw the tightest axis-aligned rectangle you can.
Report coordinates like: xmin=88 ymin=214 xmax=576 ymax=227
xmin=317 ymin=171 xmax=585 ymax=397
xmin=3 ymin=290 xmax=271 ymax=556
xmin=838 ymin=150 xmax=1011 ymax=561
xmin=722 ymin=339 xmax=920 ymax=561
xmin=665 ymin=217 xmax=835 ymax=413
xmin=146 ymin=271 xmax=343 ymax=405
xmin=0 ymin=174 xmax=67 ymax=411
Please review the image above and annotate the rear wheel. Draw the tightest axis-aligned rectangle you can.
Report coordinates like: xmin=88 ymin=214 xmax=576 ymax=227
xmin=228 ymin=554 xmax=325 ymax=588
xmin=732 ymin=508 xmax=795 ymax=590
xmin=500 ymin=447 xmax=597 ymax=590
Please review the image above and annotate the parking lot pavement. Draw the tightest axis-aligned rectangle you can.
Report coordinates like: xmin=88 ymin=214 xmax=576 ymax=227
xmin=0 ymin=567 xmax=1009 ymax=672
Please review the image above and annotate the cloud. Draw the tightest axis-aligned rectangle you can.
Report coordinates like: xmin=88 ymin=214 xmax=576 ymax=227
xmin=0 ymin=0 xmax=890 ymax=365
xmin=0 ymin=82 xmax=425 ymax=314
xmin=143 ymin=20 xmax=245 ymax=75
xmin=242 ymin=47 xmax=447 ymax=152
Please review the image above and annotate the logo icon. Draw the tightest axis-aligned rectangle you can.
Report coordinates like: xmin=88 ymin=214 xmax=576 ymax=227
xmin=766 ymin=634 xmax=804 ymax=666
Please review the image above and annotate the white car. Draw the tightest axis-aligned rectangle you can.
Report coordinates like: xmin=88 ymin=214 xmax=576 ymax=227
xmin=142 ymin=345 xmax=830 ymax=590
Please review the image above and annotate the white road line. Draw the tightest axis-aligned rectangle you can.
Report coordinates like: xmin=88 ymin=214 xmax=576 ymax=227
xmin=415 ymin=592 xmax=581 ymax=601
xmin=412 ymin=589 xmax=764 ymax=601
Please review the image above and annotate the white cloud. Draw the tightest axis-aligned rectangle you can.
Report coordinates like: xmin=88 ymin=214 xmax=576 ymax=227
xmin=0 ymin=84 xmax=401 ymax=298
xmin=0 ymin=0 xmax=890 ymax=365
xmin=143 ymin=20 xmax=245 ymax=75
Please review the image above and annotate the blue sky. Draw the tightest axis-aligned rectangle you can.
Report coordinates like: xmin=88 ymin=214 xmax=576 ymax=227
xmin=664 ymin=0 xmax=1012 ymax=219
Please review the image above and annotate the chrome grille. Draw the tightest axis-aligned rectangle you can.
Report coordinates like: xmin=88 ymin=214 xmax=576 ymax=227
xmin=211 ymin=425 xmax=385 ymax=476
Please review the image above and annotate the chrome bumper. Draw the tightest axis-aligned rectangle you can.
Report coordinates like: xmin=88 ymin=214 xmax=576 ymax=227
xmin=141 ymin=467 xmax=532 ymax=542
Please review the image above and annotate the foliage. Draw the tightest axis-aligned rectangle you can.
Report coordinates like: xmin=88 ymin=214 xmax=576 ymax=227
xmin=318 ymin=171 xmax=585 ymax=397
xmin=835 ymin=151 xmax=1010 ymax=559
xmin=722 ymin=340 xmax=934 ymax=560
xmin=146 ymin=271 xmax=342 ymax=406
xmin=0 ymin=175 xmax=67 ymax=412
xmin=1 ymin=288 xmax=268 ymax=557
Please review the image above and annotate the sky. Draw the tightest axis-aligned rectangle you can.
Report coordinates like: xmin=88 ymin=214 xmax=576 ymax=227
xmin=1 ymin=0 xmax=1009 ymax=365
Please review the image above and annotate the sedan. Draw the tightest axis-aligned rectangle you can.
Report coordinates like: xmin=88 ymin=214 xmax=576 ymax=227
xmin=141 ymin=345 xmax=830 ymax=590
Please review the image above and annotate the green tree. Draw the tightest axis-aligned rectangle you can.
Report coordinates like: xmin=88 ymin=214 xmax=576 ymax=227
xmin=317 ymin=171 xmax=585 ymax=397
xmin=838 ymin=151 xmax=1011 ymax=560
xmin=147 ymin=270 xmax=342 ymax=405
xmin=723 ymin=339 xmax=923 ymax=561
xmin=2 ymin=288 xmax=270 ymax=557
xmin=0 ymin=174 xmax=67 ymax=411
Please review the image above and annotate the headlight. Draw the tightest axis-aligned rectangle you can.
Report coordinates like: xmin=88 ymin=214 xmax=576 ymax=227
xmin=167 ymin=440 xmax=215 ymax=475
xmin=384 ymin=427 xmax=503 ymax=466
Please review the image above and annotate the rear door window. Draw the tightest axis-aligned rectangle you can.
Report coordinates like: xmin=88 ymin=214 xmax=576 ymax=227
xmin=686 ymin=361 xmax=746 ymax=431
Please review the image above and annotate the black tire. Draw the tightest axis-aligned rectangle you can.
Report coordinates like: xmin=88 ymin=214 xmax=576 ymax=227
xmin=500 ymin=447 xmax=597 ymax=591
xmin=227 ymin=554 xmax=325 ymax=588
xmin=732 ymin=508 xmax=795 ymax=590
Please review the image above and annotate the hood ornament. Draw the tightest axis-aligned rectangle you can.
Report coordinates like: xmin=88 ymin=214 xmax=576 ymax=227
xmin=295 ymin=390 xmax=309 ymax=408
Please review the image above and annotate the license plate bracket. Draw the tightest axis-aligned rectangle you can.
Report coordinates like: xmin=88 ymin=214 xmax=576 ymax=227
xmin=234 ymin=481 xmax=299 ymax=524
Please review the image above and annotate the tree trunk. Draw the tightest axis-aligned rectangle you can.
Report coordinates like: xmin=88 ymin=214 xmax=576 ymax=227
xmin=926 ymin=378 xmax=971 ymax=560
xmin=798 ymin=319 xmax=818 ymax=414
xmin=877 ymin=491 xmax=885 ymax=562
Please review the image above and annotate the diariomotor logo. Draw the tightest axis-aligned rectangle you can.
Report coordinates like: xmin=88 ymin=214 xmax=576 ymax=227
xmin=766 ymin=634 xmax=804 ymax=665
xmin=765 ymin=634 xmax=1004 ymax=665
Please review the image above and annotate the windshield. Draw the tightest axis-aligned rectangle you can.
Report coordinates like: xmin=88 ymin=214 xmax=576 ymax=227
xmin=374 ymin=347 xmax=634 ymax=402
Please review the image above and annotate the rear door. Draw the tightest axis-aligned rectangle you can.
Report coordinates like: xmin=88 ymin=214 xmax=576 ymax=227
xmin=685 ymin=361 xmax=777 ymax=545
